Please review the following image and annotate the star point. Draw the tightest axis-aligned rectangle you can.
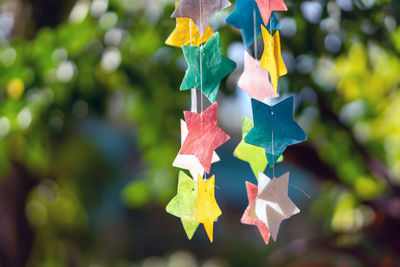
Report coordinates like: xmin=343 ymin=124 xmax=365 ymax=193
xmin=260 ymin=26 xmax=287 ymax=91
xmin=180 ymin=32 xmax=236 ymax=103
xmin=166 ymin=171 xmax=199 ymax=239
xmin=173 ymin=120 xmax=220 ymax=179
xmin=226 ymin=0 xmax=281 ymax=48
xmin=238 ymin=51 xmax=279 ymax=101
xmin=179 ymin=102 xmax=230 ymax=173
xmin=196 ymin=175 xmax=222 ymax=242
xmin=244 ymin=97 xmax=306 ymax=166
xmin=255 ymin=172 xmax=300 ymax=241
xmin=166 ymin=2 xmax=214 ymax=48
xmin=255 ymin=0 xmax=287 ymax=25
xmin=233 ymin=117 xmax=268 ymax=178
xmin=171 ymin=0 xmax=231 ymax=35
xmin=240 ymin=181 xmax=271 ymax=244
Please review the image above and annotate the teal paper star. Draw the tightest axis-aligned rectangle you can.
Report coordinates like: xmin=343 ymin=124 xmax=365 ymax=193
xmin=180 ymin=32 xmax=236 ymax=103
xmin=244 ymin=97 xmax=306 ymax=166
xmin=225 ymin=0 xmax=280 ymax=48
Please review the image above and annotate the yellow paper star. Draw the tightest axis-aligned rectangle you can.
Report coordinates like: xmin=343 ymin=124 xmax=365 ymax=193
xmin=165 ymin=3 xmax=214 ymax=48
xmin=195 ymin=175 xmax=222 ymax=242
xmin=260 ymin=26 xmax=287 ymax=91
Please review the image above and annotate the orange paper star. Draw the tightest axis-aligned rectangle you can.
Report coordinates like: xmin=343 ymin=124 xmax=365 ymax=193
xmin=260 ymin=26 xmax=287 ymax=91
xmin=195 ymin=175 xmax=222 ymax=242
xmin=255 ymin=0 xmax=287 ymax=25
xmin=166 ymin=2 xmax=214 ymax=48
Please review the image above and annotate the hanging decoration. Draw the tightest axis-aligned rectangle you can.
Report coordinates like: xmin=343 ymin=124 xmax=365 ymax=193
xmin=166 ymin=3 xmax=214 ymax=48
xmin=166 ymin=0 xmax=234 ymax=243
xmin=166 ymin=0 xmax=307 ymax=244
xmin=226 ymin=0 xmax=307 ymax=244
xmin=254 ymin=171 xmax=300 ymax=241
xmin=180 ymin=33 xmax=236 ymax=103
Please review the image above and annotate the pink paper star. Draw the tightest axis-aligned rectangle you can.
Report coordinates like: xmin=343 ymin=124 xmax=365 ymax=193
xmin=179 ymin=102 xmax=230 ymax=173
xmin=173 ymin=120 xmax=220 ymax=180
xmin=255 ymin=0 xmax=287 ymax=25
xmin=240 ymin=181 xmax=271 ymax=244
xmin=238 ymin=51 xmax=278 ymax=101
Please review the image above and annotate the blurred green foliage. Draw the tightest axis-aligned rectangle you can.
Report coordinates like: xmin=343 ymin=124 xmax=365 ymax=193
xmin=0 ymin=0 xmax=399 ymax=266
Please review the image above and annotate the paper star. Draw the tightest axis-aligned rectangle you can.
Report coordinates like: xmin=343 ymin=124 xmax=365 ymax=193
xmin=171 ymin=0 xmax=231 ymax=35
xmin=166 ymin=171 xmax=199 ymax=239
xmin=233 ymin=117 xmax=268 ymax=178
xmin=166 ymin=2 xmax=214 ymax=48
xmin=225 ymin=0 xmax=281 ymax=48
xmin=179 ymin=102 xmax=230 ymax=173
xmin=260 ymin=26 xmax=287 ymax=91
xmin=238 ymin=51 xmax=278 ymax=101
xmin=244 ymin=97 xmax=306 ymax=166
xmin=196 ymin=175 xmax=222 ymax=242
xmin=180 ymin=32 xmax=236 ymax=103
xmin=173 ymin=120 xmax=220 ymax=179
xmin=241 ymin=181 xmax=271 ymax=244
xmin=255 ymin=0 xmax=287 ymax=26
xmin=255 ymin=172 xmax=300 ymax=241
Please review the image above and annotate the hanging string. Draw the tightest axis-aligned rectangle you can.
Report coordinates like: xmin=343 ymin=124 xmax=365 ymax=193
xmin=271 ymin=126 xmax=275 ymax=178
xmin=199 ymin=0 xmax=204 ymax=118
xmin=190 ymin=20 xmax=198 ymax=113
xmin=253 ymin=8 xmax=257 ymax=59
xmin=270 ymin=13 xmax=274 ymax=180
xmin=199 ymin=0 xmax=206 ymax=181
xmin=289 ymin=184 xmax=311 ymax=199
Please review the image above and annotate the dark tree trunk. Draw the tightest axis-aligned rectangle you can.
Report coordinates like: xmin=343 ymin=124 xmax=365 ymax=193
xmin=0 ymin=162 xmax=38 ymax=267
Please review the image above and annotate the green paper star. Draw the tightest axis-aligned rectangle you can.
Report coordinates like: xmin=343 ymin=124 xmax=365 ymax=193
xmin=166 ymin=171 xmax=199 ymax=239
xmin=234 ymin=117 xmax=283 ymax=178
xmin=180 ymin=32 xmax=236 ymax=103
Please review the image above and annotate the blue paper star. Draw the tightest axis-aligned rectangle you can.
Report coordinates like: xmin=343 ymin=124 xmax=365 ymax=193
xmin=244 ymin=97 xmax=306 ymax=166
xmin=226 ymin=0 xmax=280 ymax=48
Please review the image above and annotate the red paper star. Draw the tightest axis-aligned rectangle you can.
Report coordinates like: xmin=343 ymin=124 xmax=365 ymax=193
xmin=255 ymin=0 xmax=287 ymax=25
xmin=179 ymin=102 xmax=230 ymax=173
xmin=240 ymin=181 xmax=271 ymax=244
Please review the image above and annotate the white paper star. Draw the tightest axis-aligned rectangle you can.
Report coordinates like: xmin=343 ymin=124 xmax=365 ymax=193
xmin=171 ymin=0 xmax=231 ymax=35
xmin=255 ymin=171 xmax=300 ymax=241
xmin=172 ymin=120 xmax=220 ymax=180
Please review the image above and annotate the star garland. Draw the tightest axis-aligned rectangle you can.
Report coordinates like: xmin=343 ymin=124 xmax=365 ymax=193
xmin=165 ymin=0 xmax=234 ymax=242
xmin=227 ymin=0 xmax=307 ymax=244
xmin=166 ymin=0 xmax=307 ymax=244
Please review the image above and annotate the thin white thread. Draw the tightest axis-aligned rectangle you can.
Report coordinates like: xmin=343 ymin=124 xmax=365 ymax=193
xmin=272 ymin=127 xmax=275 ymax=178
xmin=199 ymin=0 xmax=204 ymax=119
xmin=253 ymin=8 xmax=257 ymax=59
xmin=199 ymin=0 xmax=206 ymax=181
xmin=190 ymin=20 xmax=198 ymax=113
xmin=289 ymin=184 xmax=311 ymax=199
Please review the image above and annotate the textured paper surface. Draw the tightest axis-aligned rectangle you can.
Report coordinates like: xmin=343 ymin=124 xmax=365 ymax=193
xmin=166 ymin=171 xmax=199 ymax=239
xmin=233 ymin=117 xmax=268 ymax=178
xmin=255 ymin=171 xmax=300 ymax=241
xmin=180 ymin=32 xmax=236 ymax=103
xmin=173 ymin=120 xmax=220 ymax=180
xmin=244 ymin=97 xmax=306 ymax=166
xmin=195 ymin=175 xmax=222 ymax=242
xmin=179 ymin=102 xmax=230 ymax=173
xmin=260 ymin=27 xmax=287 ymax=91
xmin=238 ymin=51 xmax=278 ymax=101
xmin=166 ymin=3 xmax=214 ymax=47
xmin=226 ymin=0 xmax=280 ymax=48
xmin=255 ymin=0 xmax=287 ymax=26
xmin=241 ymin=181 xmax=271 ymax=244
xmin=171 ymin=0 xmax=231 ymax=35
